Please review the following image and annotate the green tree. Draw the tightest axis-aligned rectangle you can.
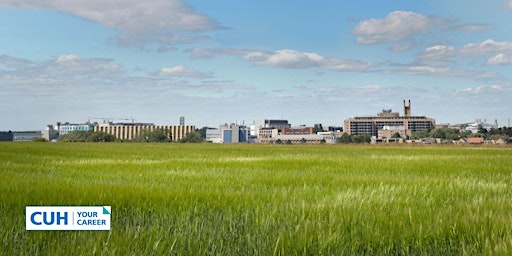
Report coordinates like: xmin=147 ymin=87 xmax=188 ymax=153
xmin=196 ymin=127 xmax=210 ymax=140
xmin=391 ymin=132 xmax=401 ymax=138
xmin=430 ymin=129 xmax=446 ymax=139
xmin=58 ymin=130 xmax=89 ymax=142
xmin=132 ymin=128 xmax=171 ymax=142
xmin=351 ymin=134 xmax=371 ymax=143
xmin=337 ymin=132 xmax=351 ymax=143
xmin=411 ymin=129 xmax=431 ymax=139
xmin=58 ymin=130 xmax=117 ymax=142
xmin=87 ymin=132 xmax=117 ymax=142
xmin=179 ymin=132 xmax=203 ymax=143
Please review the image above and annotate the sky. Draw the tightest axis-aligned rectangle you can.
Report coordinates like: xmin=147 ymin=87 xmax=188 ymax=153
xmin=1 ymin=0 xmax=511 ymax=130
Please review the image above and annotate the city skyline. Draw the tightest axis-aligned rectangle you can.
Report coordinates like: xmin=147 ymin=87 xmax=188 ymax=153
xmin=1 ymin=1 xmax=511 ymax=130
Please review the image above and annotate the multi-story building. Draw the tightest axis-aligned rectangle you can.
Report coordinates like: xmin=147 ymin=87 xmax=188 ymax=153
xmin=94 ymin=123 xmax=195 ymax=142
xmin=206 ymin=123 xmax=248 ymax=143
xmin=42 ymin=125 xmax=59 ymax=141
xmin=250 ymin=119 xmax=291 ymax=138
xmin=258 ymin=128 xmax=278 ymax=142
xmin=282 ymin=126 xmax=313 ymax=135
xmin=57 ymin=122 xmax=95 ymax=135
xmin=343 ymin=100 xmax=435 ymax=137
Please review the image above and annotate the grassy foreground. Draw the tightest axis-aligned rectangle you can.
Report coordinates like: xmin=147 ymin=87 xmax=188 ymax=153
xmin=1 ymin=143 xmax=511 ymax=255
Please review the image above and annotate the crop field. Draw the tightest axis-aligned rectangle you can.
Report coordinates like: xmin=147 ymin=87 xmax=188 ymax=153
xmin=1 ymin=143 xmax=512 ymax=255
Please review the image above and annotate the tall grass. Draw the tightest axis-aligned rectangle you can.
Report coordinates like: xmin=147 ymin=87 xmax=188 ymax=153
xmin=1 ymin=143 xmax=511 ymax=255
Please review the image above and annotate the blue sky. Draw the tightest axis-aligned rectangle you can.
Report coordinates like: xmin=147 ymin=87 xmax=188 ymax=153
xmin=1 ymin=0 xmax=511 ymax=130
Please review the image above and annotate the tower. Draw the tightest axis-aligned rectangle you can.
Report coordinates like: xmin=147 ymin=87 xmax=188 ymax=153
xmin=403 ymin=100 xmax=411 ymax=117
xmin=180 ymin=116 xmax=185 ymax=126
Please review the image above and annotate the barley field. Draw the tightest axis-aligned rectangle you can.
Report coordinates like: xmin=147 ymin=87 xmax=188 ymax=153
xmin=1 ymin=143 xmax=511 ymax=255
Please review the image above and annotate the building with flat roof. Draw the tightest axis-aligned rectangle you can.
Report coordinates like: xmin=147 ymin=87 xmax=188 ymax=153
xmin=94 ymin=123 xmax=194 ymax=142
xmin=57 ymin=122 xmax=95 ymax=135
xmin=282 ymin=126 xmax=313 ymax=135
xmin=251 ymin=119 xmax=291 ymax=137
xmin=13 ymin=131 xmax=42 ymax=142
xmin=343 ymin=100 xmax=435 ymax=137
xmin=205 ymin=123 xmax=248 ymax=143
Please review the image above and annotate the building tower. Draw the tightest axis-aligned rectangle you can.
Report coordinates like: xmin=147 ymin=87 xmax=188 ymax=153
xmin=180 ymin=116 xmax=185 ymax=126
xmin=403 ymin=100 xmax=411 ymax=117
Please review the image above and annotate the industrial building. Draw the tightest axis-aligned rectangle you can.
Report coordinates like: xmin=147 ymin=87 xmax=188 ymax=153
xmin=343 ymin=100 xmax=435 ymax=137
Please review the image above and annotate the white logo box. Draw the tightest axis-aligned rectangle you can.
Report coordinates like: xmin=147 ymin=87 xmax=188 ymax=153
xmin=26 ymin=206 xmax=111 ymax=231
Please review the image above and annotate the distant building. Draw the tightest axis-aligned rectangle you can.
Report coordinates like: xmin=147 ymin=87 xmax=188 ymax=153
xmin=180 ymin=116 xmax=185 ymax=126
xmin=205 ymin=123 xmax=248 ymax=143
xmin=282 ymin=127 xmax=313 ymax=135
xmin=94 ymin=123 xmax=194 ymax=142
xmin=57 ymin=122 xmax=95 ymax=135
xmin=0 ymin=131 xmax=13 ymax=141
xmin=467 ymin=137 xmax=484 ymax=144
xmin=465 ymin=119 xmax=497 ymax=133
xmin=271 ymin=134 xmax=336 ymax=144
xmin=343 ymin=100 xmax=435 ymax=137
xmin=13 ymin=131 xmax=42 ymax=142
xmin=378 ymin=125 xmax=407 ymax=139
xmin=42 ymin=125 xmax=59 ymax=141
xmin=258 ymin=128 xmax=279 ymax=143
xmin=251 ymin=119 xmax=291 ymax=138
xmin=328 ymin=126 xmax=343 ymax=132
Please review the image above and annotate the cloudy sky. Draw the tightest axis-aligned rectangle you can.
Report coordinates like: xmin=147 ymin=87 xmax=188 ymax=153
xmin=1 ymin=0 xmax=511 ymax=130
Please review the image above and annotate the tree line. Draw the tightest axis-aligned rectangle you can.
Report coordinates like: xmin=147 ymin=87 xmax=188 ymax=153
xmin=57 ymin=129 xmax=203 ymax=143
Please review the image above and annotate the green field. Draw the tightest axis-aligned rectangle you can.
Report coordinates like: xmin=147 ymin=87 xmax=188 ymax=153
xmin=1 ymin=143 xmax=511 ymax=255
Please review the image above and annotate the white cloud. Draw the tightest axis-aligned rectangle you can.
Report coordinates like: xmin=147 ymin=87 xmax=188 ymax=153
xmin=353 ymin=11 xmax=491 ymax=51
xmin=353 ymin=11 xmax=441 ymax=45
xmin=0 ymin=55 xmax=32 ymax=69
xmin=55 ymin=54 xmax=80 ymax=64
xmin=0 ymin=0 xmax=219 ymax=47
xmin=506 ymin=0 xmax=512 ymax=8
xmin=486 ymin=53 xmax=512 ymax=65
xmin=459 ymin=39 xmax=512 ymax=56
xmin=156 ymin=66 xmax=211 ymax=78
xmin=241 ymin=49 xmax=377 ymax=71
xmin=243 ymin=50 xmax=323 ymax=69
xmin=417 ymin=45 xmax=456 ymax=66
xmin=451 ymin=24 xmax=492 ymax=32
xmin=455 ymin=84 xmax=506 ymax=95
xmin=382 ymin=65 xmax=499 ymax=80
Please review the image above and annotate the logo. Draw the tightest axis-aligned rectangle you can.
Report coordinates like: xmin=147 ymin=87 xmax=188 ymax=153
xmin=26 ymin=206 xmax=111 ymax=231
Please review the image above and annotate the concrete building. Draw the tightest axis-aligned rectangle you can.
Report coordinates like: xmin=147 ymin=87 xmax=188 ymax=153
xmin=258 ymin=128 xmax=279 ymax=142
xmin=282 ymin=126 xmax=313 ymax=135
xmin=343 ymin=100 xmax=435 ymax=137
xmin=205 ymin=123 xmax=248 ymax=143
xmin=42 ymin=125 xmax=59 ymax=141
xmin=251 ymin=119 xmax=291 ymax=137
xmin=94 ymin=123 xmax=194 ymax=142
xmin=378 ymin=125 xmax=408 ymax=139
